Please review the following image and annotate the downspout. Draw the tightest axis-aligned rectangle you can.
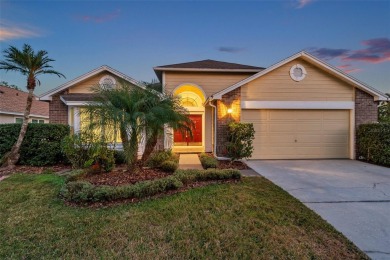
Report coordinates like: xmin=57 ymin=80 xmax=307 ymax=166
xmin=207 ymin=96 xmax=230 ymax=160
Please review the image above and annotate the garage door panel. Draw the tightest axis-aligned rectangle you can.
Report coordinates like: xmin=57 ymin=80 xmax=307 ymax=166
xmin=323 ymin=110 xmax=349 ymax=120
xmin=242 ymin=109 xmax=350 ymax=159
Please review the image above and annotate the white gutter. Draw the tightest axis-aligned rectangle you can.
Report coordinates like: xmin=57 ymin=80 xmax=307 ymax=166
xmin=207 ymin=98 xmax=231 ymax=161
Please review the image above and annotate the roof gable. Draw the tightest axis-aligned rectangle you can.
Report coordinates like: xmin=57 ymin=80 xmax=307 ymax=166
xmin=211 ymin=51 xmax=388 ymax=101
xmin=40 ymin=65 xmax=145 ymax=101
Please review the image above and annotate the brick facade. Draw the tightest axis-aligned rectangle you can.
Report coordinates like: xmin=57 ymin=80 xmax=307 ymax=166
xmin=49 ymin=90 xmax=68 ymax=124
xmin=216 ymin=87 xmax=241 ymax=156
xmin=355 ymin=88 xmax=379 ymax=127
xmin=354 ymin=88 xmax=379 ymax=157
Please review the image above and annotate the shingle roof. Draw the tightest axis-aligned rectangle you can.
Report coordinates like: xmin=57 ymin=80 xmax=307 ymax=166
xmin=0 ymin=86 xmax=49 ymax=117
xmin=153 ymin=59 xmax=264 ymax=81
xmin=154 ymin=59 xmax=264 ymax=70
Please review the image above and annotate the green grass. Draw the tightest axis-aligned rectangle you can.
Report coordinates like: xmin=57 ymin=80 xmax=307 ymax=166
xmin=0 ymin=173 xmax=367 ymax=259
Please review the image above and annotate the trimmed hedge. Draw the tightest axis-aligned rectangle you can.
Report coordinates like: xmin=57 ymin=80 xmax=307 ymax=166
xmin=174 ymin=169 xmax=241 ymax=185
xmin=0 ymin=123 xmax=70 ymax=166
xmin=60 ymin=168 xmax=241 ymax=203
xmin=199 ymin=153 xmax=219 ymax=169
xmin=357 ymin=123 xmax=390 ymax=166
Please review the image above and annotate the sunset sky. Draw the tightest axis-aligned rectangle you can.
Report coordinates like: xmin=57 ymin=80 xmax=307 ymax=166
xmin=0 ymin=0 xmax=389 ymax=95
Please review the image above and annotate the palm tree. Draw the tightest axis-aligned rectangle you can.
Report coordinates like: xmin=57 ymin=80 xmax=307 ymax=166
xmin=140 ymin=82 xmax=192 ymax=164
xmin=84 ymin=82 xmax=191 ymax=172
xmin=0 ymin=44 xmax=65 ymax=168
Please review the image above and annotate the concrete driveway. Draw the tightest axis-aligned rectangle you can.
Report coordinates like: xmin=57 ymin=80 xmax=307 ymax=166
xmin=246 ymin=159 xmax=390 ymax=260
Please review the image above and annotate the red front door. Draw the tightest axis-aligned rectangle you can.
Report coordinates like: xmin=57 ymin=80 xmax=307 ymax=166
xmin=174 ymin=115 xmax=202 ymax=146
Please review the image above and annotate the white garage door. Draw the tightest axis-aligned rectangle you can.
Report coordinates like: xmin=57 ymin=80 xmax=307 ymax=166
xmin=242 ymin=109 xmax=350 ymax=159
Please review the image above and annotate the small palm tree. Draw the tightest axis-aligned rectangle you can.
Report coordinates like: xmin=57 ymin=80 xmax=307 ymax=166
xmin=84 ymin=82 xmax=191 ymax=172
xmin=0 ymin=44 xmax=65 ymax=168
xmin=141 ymin=82 xmax=192 ymax=164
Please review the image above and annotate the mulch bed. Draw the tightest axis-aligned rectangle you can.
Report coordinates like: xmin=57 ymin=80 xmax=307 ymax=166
xmin=200 ymin=152 xmax=250 ymax=170
xmin=0 ymin=164 xmax=72 ymax=177
xmin=83 ymin=165 xmax=171 ymax=186
xmin=217 ymin=160 xmax=249 ymax=170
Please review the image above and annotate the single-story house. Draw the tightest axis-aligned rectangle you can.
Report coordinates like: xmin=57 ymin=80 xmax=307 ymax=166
xmin=0 ymin=85 xmax=49 ymax=124
xmin=40 ymin=51 xmax=388 ymax=159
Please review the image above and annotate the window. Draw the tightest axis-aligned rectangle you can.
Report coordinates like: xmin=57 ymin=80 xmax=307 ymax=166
xmin=289 ymin=64 xmax=307 ymax=81
xmin=15 ymin=118 xmax=23 ymax=123
xmin=99 ymin=75 xmax=116 ymax=89
xmin=32 ymin=119 xmax=45 ymax=124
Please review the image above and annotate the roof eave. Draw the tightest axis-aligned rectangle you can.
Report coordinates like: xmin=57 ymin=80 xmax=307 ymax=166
xmin=153 ymin=67 xmax=263 ymax=73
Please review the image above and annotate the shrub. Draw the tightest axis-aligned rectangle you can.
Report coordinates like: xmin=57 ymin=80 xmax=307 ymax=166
xmin=60 ymin=176 xmax=183 ymax=203
xmin=0 ymin=123 xmax=70 ymax=166
xmin=60 ymin=168 xmax=241 ymax=203
xmin=62 ymin=133 xmax=115 ymax=172
xmin=146 ymin=150 xmax=178 ymax=168
xmin=64 ymin=169 xmax=86 ymax=183
xmin=198 ymin=153 xmax=218 ymax=169
xmin=379 ymin=101 xmax=390 ymax=123
xmin=160 ymin=160 xmax=178 ymax=173
xmin=174 ymin=169 xmax=241 ymax=185
xmin=357 ymin=123 xmax=390 ymax=166
xmin=226 ymin=122 xmax=255 ymax=161
xmin=113 ymin=150 xmax=126 ymax=164
xmin=90 ymin=145 xmax=115 ymax=173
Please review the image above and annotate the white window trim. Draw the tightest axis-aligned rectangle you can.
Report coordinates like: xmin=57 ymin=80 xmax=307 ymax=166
xmin=290 ymin=64 xmax=307 ymax=81
xmin=241 ymin=101 xmax=354 ymax=110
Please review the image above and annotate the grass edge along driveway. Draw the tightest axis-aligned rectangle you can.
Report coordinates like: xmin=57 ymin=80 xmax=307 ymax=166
xmin=0 ymin=173 xmax=367 ymax=259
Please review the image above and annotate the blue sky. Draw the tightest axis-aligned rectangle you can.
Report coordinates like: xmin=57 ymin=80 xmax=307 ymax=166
xmin=0 ymin=0 xmax=389 ymax=95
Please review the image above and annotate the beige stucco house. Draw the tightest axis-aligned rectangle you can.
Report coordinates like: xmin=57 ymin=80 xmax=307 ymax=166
xmin=40 ymin=51 xmax=388 ymax=159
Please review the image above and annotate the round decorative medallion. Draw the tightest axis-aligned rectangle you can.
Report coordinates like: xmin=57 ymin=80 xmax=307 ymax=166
xmin=289 ymin=64 xmax=307 ymax=81
xmin=99 ymin=75 xmax=116 ymax=89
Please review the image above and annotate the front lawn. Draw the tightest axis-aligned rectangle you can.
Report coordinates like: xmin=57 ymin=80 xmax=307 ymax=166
xmin=0 ymin=174 xmax=367 ymax=259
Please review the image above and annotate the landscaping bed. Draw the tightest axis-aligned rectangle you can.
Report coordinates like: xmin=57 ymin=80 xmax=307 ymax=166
xmin=83 ymin=165 xmax=171 ymax=186
xmin=60 ymin=168 xmax=242 ymax=205
xmin=0 ymin=173 xmax=368 ymax=259
xmin=199 ymin=152 xmax=249 ymax=170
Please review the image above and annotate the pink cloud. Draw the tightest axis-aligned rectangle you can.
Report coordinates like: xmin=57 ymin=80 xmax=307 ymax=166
xmin=342 ymin=38 xmax=390 ymax=64
xmin=310 ymin=37 xmax=390 ymax=72
xmin=77 ymin=9 xmax=120 ymax=23
xmin=0 ymin=20 xmax=41 ymax=41
xmin=337 ymin=64 xmax=362 ymax=74
xmin=337 ymin=64 xmax=362 ymax=73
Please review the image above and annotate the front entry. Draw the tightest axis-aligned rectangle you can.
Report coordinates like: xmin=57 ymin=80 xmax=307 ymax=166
xmin=174 ymin=114 xmax=202 ymax=146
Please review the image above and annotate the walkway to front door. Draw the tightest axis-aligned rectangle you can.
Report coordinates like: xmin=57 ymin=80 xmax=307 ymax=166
xmin=174 ymin=114 xmax=202 ymax=146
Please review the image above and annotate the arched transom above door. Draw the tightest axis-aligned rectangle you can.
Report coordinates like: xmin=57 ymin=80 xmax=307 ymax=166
xmin=173 ymin=84 xmax=206 ymax=107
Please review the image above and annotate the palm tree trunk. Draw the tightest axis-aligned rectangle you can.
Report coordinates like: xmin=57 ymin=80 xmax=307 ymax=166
xmin=2 ymin=88 xmax=34 ymax=168
xmin=127 ymin=128 xmax=139 ymax=172
xmin=141 ymin=130 xmax=158 ymax=164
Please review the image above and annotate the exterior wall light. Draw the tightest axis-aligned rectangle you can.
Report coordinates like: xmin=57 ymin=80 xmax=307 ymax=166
xmin=227 ymin=108 xmax=233 ymax=114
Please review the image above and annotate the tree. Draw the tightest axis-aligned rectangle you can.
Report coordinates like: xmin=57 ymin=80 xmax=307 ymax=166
xmin=0 ymin=81 xmax=20 ymax=90
xmin=379 ymin=94 xmax=390 ymax=123
xmin=140 ymin=82 xmax=192 ymax=164
xmin=0 ymin=44 xmax=65 ymax=168
xmin=83 ymin=82 xmax=191 ymax=172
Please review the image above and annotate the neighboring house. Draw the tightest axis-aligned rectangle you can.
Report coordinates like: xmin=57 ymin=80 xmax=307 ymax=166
xmin=40 ymin=51 xmax=388 ymax=159
xmin=0 ymin=85 xmax=49 ymax=124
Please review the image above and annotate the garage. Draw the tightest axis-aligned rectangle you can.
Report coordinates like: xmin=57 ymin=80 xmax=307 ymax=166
xmin=242 ymin=109 xmax=350 ymax=159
